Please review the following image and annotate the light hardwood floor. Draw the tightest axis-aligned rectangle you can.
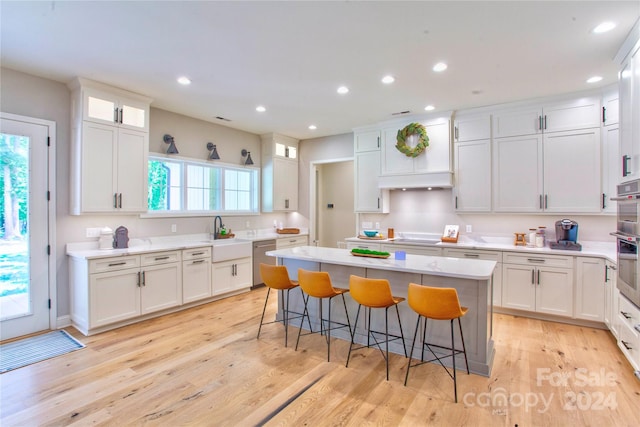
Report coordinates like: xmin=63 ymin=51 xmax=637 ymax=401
xmin=1 ymin=287 xmax=639 ymax=426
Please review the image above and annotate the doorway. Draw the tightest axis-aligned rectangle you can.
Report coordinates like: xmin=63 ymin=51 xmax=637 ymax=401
xmin=0 ymin=113 xmax=55 ymax=341
xmin=312 ymin=160 xmax=356 ymax=248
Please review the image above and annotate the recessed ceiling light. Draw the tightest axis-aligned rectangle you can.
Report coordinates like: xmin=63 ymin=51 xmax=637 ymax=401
xmin=256 ymin=105 xmax=266 ymax=112
xmin=177 ymin=76 xmax=191 ymax=85
xmin=381 ymin=75 xmax=395 ymax=84
xmin=308 ymin=125 xmax=317 ymax=130
xmin=593 ymin=22 xmax=616 ymax=34
xmin=337 ymin=86 xmax=349 ymax=95
xmin=586 ymin=76 xmax=603 ymax=84
xmin=424 ymin=105 xmax=435 ymax=111
xmin=432 ymin=62 xmax=448 ymax=72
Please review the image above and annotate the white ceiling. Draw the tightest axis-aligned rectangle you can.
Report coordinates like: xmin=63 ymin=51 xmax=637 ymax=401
xmin=1 ymin=1 xmax=639 ymax=140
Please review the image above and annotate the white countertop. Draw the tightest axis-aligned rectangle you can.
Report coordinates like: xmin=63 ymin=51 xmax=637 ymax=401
xmin=266 ymin=246 xmax=497 ymax=280
xmin=346 ymin=235 xmax=617 ymax=263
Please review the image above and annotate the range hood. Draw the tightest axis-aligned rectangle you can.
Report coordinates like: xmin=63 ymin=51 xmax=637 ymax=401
xmin=378 ymin=171 xmax=454 ymax=189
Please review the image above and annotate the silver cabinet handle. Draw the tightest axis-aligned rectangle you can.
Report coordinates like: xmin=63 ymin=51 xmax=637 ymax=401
xmin=463 ymin=253 xmax=479 ymax=258
xmin=137 ymin=271 xmax=141 ymax=287
xmin=154 ymin=256 xmax=170 ymax=261
xmin=192 ymin=252 xmax=205 ymax=256
xmin=621 ymin=340 xmax=633 ymax=350
xmin=531 ymin=269 xmax=535 ymax=285
xmin=620 ymin=311 xmax=632 ymax=320
xmin=114 ymin=108 xmax=119 ymax=123
xmin=192 ymin=259 xmax=205 ymax=264
xmin=114 ymin=193 xmax=118 ymax=209
xmin=108 ymin=262 xmax=126 ymax=267
xmin=141 ymin=271 xmax=146 ymax=286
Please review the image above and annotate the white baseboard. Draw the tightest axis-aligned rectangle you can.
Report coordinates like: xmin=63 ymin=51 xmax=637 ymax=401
xmin=56 ymin=315 xmax=72 ymax=329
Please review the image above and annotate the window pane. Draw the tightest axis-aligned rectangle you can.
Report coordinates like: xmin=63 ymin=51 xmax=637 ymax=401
xmin=148 ymin=159 xmax=182 ymax=211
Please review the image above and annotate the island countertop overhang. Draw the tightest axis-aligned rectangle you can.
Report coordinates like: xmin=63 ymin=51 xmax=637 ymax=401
xmin=266 ymin=246 xmax=496 ymax=280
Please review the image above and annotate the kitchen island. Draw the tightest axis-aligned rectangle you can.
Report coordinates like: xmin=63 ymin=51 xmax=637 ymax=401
xmin=267 ymin=246 xmax=497 ymax=376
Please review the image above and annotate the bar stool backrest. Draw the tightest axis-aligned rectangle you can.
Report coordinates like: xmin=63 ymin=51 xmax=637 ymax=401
xmin=260 ymin=263 xmax=296 ymax=290
xmin=349 ymin=275 xmax=395 ymax=308
xmin=297 ymin=269 xmax=337 ymax=298
xmin=407 ymin=283 xmax=464 ymax=320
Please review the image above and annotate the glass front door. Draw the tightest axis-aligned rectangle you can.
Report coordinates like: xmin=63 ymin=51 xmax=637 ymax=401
xmin=0 ymin=116 xmax=51 ymax=340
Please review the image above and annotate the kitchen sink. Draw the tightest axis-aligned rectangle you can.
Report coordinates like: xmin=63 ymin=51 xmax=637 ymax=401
xmin=202 ymin=239 xmax=252 ymax=262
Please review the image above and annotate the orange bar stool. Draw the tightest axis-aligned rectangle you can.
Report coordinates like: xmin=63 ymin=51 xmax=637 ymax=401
xmin=257 ymin=263 xmax=308 ymax=347
xmin=345 ymin=275 xmax=407 ymax=380
xmin=295 ymin=268 xmax=352 ymax=362
xmin=404 ymin=283 xmax=469 ymax=403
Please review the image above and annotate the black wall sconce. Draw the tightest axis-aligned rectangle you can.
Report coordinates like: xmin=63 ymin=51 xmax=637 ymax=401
xmin=164 ymin=134 xmax=179 ymax=154
xmin=206 ymin=142 xmax=220 ymax=160
xmin=241 ymin=149 xmax=254 ymax=165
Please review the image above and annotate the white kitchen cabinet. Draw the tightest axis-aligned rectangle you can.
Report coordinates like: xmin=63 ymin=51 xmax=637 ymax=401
xmin=604 ymin=261 xmax=619 ymax=336
xmin=443 ymin=248 xmax=502 ymax=307
xmin=262 ymin=133 xmax=299 ymax=212
xmin=89 ymin=266 xmax=141 ymax=327
xmin=493 ymin=128 xmax=601 ymax=213
xmin=453 ymin=113 xmax=491 ymax=142
xmin=355 ymin=150 xmax=389 ymax=213
xmin=346 ymin=241 xmax=382 ymax=251
xmin=602 ymin=88 xmax=619 ymax=126
xmin=276 ymin=235 xmax=308 ymax=250
xmin=492 ymin=97 xmax=601 ymax=138
xmin=212 ymin=257 xmax=252 ymax=296
xmin=355 ymin=129 xmax=381 ymax=152
xmin=617 ymin=294 xmax=640 ymax=371
xmin=140 ymin=261 xmax=182 ymax=314
xmin=501 ymin=253 xmax=573 ymax=317
xmin=617 ymin=21 xmax=640 ymax=182
xmin=382 ymin=244 xmax=442 ymax=257
xmin=454 ymin=139 xmax=492 ymax=212
xmin=182 ymin=247 xmax=212 ymax=304
xmin=602 ymin=124 xmax=620 ymax=214
xmin=575 ymin=257 xmax=606 ymax=322
xmin=68 ymin=79 xmax=151 ymax=215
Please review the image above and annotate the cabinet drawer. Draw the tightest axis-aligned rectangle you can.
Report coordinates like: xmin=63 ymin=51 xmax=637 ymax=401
xmin=183 ymin=247 xmax=212 ymax=261
xmin=141 ymin=250 xmax=181 ymax=266
xmin=346 ymin=242 xmax=382 ymax=251
xmin=89 ymin=255 xmax=140 ymax=274
xmin=502 ymin=253 xmax=572 ymax=268
xmin=276 ymin=236 xmax=308 ymax=249
xmin=382 ymin=244 xmax=441 ymax=257
xmin=443 ymin=248 xmax=502 ymax=262
xmin=618 ymin=294 xmax=640 ymax=327
xmin=618 ymin=320 xmax=640 ymax=370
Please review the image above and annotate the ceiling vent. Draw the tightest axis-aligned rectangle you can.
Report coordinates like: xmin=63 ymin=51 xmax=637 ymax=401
xmin=215 ymin=116 xmax=231 ymax=122
xmin=391 ymin=110 xmax=411 ymax=116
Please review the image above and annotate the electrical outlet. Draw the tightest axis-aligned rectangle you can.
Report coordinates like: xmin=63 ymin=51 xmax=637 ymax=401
xmin=171 ymin=224 xmax=177 ymax=233
xmin=375 ymin=222 xmax=380 ymax=229
xmin=86 ymin=227 xmax=100 ymax=238
xmin=466 ymin=225 xmax=473 ymax=233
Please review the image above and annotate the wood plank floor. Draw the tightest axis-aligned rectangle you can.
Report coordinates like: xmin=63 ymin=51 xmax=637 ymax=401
xmin=1 ymin=287 xmax=639 ymax=426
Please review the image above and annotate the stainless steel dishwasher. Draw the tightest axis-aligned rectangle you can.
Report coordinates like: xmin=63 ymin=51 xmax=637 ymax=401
xmin=252 ymin=239 xmax=277 ymax=288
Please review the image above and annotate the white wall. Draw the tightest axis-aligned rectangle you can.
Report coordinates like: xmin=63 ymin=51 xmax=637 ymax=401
xmin=317 ymin=161 xmax=355 ymax=247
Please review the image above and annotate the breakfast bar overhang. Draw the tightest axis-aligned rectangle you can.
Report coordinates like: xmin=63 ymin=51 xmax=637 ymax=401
xmin=267 ymin=246 xmax=497 ymax=376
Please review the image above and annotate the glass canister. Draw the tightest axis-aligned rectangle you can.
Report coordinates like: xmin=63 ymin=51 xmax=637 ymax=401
xmin=528 ymin=228 xmax=537 ymax=247
xmin=535 ymin=229 xmax=545 ymax=248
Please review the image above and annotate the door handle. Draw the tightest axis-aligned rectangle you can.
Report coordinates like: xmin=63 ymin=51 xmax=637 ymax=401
xmin=141 ymin=271 xmax=146 ymax=286
xmin=137 ymin=271 xmax=141 ymax=287
xmin=623 ymin=155 xmax=631 ymax=177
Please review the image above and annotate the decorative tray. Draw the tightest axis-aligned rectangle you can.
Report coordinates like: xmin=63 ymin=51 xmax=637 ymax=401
xmin=357 ymin=235 xmax=385 ymax=240
xmin=351 ymin=252 xmax=390 ymax=259
xmin=215 ymin=233 xmax=236 ymax=239
xmin=277 ymin=228 xmax=300 ymax=234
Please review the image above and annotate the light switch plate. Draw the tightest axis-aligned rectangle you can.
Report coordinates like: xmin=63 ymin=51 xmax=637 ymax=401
xmin=466 ymin=225 xmax=473 ymax=233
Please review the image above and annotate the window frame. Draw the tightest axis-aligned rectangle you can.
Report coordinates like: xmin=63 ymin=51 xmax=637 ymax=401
xmin=143 ymin=153 xmax=260 ymax=218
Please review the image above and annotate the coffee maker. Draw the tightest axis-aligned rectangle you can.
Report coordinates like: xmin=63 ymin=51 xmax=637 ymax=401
xmin=549 ymin=219 xmax=582 ymax=251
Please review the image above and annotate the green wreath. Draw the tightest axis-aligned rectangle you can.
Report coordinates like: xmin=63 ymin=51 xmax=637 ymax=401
xmin=395 ymin=123 xmax=429 ymax=158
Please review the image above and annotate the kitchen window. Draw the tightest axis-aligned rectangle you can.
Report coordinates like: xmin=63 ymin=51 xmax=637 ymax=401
xmin=147 ymin=155 xmax=259 ymax=215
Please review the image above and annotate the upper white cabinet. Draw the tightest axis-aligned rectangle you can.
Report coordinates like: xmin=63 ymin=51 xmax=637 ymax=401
xmin=353 ymin=129 xmax=389 ymax=213
xmin=492 ymin=95 xmax=602 ymax=213
xmin=68 ymin=78 xmax=152 ymax=215
xmin=602 ymin=88 xmax=619 ymax=127
xmin=617 ymin=19 xmax=640 ymax=182
xmin=262 ymin=133 xmax=299 ymax=212
xmin=492 ymin=97 xmax=601 ymax=138
xmin=453 ymin=113 xmax=492 ymax=212
xmin=378 ymin=114 xmax=453 ymax=189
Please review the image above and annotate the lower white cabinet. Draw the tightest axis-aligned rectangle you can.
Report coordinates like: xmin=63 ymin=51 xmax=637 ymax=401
xmin=382 ymin=244 xmax=442 ymax=257
xmin=212 ymin=257 xmax=252 ymax=296
xmin=443 ymin=248 xmax=502 ymax=307
xmin=575 ymin=257 xmax=606 ymax=322
xmin=182 ymin=247 xmax=212 ymax=304
xmin=346 ymin=241 xmax=381 ymax=251
xmin=617 ymin=294 xmax=640 ymax=371
xmin=501 ymin=253 xmax=573 ymax=317
xmin=605 ymin=261 xmax=619 ymax=337
xmin=71 ymin=250 xmax=183 ymax=334
xmin=276 ymin=235 xmax=308 ymax=249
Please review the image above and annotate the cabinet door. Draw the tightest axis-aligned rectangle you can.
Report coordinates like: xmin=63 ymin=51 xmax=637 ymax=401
xmin=414 ymin=120 xmax=451 ymax=173
xmin=603 ymin=89 xmax=619 ymax=126
xmin=212 ymin=261 xmax=234 ymax=295
xmin=542 ymin=97 xmax=601 ymax=133
xmin=501 ymin=264 xmax=536 ymax=311
xmin=273 ymin=157 xmax=298 ymax=211
xmin=619 ymin=59 xmax=637 ymax=181
xmin=493 ymin=135 xmax=543 ymax=212
xmin=543 ymin=128 xmax=601 ymax=213
xmin=492 ymin=105 xmax=542 ymax=138
xmin=141 ymin=263 xmax=182 ymax=314
xmin=346 ymin=242 xmax=381 ymax=251
xmin=119 ymin=97 xmax=148 ymax=131
xmin=116 ymin=128 xmax=148 ymax=212
xmin=602 ymin=125 xmax=620 ymax=213
xmin=84 ymin=88 xmax=119 ymax=126
xmin=355 ymin=130 xmax=381 ymax=152
xmin=89 ymin=269 xmax=140 ymax=327
xmin=232 ymin=258 xmax=252 ymax=290
xmin=355 ymin=151 xmax=384 ymax=212
xmin=604 ymin=261 xmax=617 ymax=332
xmin=81 ymin=121 xmax=118 ymax=212
xmin=183 ymin=259 xmax=212 ymax=303
xmin=535 ymin=266 xmax=574 ymax=317
xmin=381 ymin=126 xmax=413 ymax=175
xmin=454 ymin=139 xmax=492 ymax=212
xmin=454 ymin=114 xmax=491 ymax=142
xmin=575 ymin=258 xmax=605 ymax=322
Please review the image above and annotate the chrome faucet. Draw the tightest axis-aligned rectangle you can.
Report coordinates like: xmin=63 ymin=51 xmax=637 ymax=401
xmin=213 ymin=216 xmax=223 ymax=239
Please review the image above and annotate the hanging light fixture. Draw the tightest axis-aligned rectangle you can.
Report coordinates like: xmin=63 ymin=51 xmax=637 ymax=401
xmin=241 ymin=149 xmax=254 ymax=165
xmin=206 ymin=142 xmax=220 ymax=160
